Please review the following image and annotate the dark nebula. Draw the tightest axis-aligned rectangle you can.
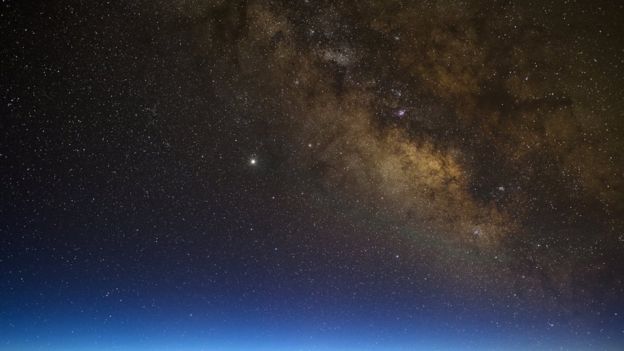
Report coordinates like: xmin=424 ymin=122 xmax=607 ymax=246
xmin=2 ymin=1 xmax=623 ymax=350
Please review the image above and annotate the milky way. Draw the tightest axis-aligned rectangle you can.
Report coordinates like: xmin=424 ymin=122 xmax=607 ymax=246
xmin=171 ymin=0 xmax=624 ymax=308
xmin=2 ymin=0 xmax=624 ymax=350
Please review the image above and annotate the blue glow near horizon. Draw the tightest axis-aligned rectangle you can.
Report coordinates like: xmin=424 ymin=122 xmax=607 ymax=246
xmin=2 ymin=280 xmax=622 ymax=351
xmin=2 ymin=311 xmax=622 ymax=351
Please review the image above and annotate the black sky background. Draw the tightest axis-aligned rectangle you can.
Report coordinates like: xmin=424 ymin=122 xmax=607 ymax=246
xmin=2 ymin=1 xmax=624 ymax=350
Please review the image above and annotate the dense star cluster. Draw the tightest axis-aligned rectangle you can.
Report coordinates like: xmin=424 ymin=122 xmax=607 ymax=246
xmin=1 ymin=1 xmax=623 ymax=350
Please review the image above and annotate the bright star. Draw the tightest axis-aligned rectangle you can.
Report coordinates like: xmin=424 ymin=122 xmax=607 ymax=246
xmin=250 ymin=158 xmax=257 ymax=165
xmin=395 ymin=108 xmax=406 ymax=118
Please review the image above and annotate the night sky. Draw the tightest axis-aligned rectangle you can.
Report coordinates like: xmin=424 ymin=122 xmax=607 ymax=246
xmin=2 ymin=1 xmax=624 ymax=350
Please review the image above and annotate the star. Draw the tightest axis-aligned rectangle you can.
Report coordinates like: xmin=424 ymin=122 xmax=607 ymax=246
xmin=250 ymin=158 xmax=257 ymax=166
xmin=394 ymin=108 xmax=407 ymax=118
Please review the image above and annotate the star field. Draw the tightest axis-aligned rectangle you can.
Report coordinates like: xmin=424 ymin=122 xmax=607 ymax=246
xmin=1 ymin=1 xmax=624 ymax=350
